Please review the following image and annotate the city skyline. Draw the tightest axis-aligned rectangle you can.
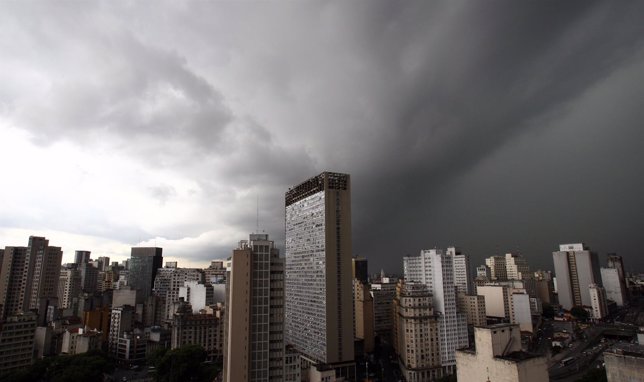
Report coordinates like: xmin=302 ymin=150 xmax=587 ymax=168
xmin=1 ymin=2 xmax=644 ymax=275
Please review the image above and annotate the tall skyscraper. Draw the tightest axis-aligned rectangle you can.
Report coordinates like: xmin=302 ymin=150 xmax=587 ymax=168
xmin=128 ymin=247 xmax=163 ymax=303
xmin=352 ymin=257 xmax=368 ymax=284
xmin=285 ymin=172 xmax=354 ymax=376
xmin=224 ymin=233 xmax=284 ymax=382
xmin=606 ymin=253 xmax=628 ymax=304
xmin=404 ymin=248 xmax=469 ymax=373
xmin=552 ymin=243 xmax=601 ymax=310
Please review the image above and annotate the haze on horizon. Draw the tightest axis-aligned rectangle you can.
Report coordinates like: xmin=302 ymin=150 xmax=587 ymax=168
xmin=1 ymin=1 xmax=643 ymax=274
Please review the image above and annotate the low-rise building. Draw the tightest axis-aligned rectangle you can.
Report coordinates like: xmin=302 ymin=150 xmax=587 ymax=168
xmin=457 ymin=293 xmax=487 ymax=327
xmin=0 ymin=313 xmax=37 ymax=375
xmin=456 ymin=324 xmax=548 ymax=382
xmin=604 ymin=343 xmax=644 ymax=382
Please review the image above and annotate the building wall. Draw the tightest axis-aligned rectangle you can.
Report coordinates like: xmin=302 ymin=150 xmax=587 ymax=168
xmin=601 ymin=267 xmax=625 ymax=306
xmin=353 ymin=280 xmax=374 ymax=353
xmin=285 ymin=172 xmax=354 ymax=365
xmin=0 ymin=313 xmax=37 ymax=375
xmin=478 ymin=285 xmax=510 ymax=319
xmin=605 ymin=351 xmax=644 ymax=382
xmin=457 ymin=293 xmax=487 ymax=327
xmin=510 ymin=293 xmax=533 ymax=332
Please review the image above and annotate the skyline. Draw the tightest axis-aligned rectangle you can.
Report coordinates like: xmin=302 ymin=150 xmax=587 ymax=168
xmin=1 ymin=2 xmax=644 ymax=273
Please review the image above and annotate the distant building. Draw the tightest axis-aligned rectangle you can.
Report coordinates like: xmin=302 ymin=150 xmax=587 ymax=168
xmin=476 ymin=284 xmax=511 ymax=320
xmin=203 ymin=260 xmax=226 ymax=284
xmin=172 ymin=300 xmax=223 ymax=360
xmin=476 ymin=264 xmax=491 ymax=280
xmin=510 ymin=292 xmax=533 ymax=333
xmin=456 ymin=324 xmax=548 ymax=382
xmin=108 ymin=305 xmax=135 ymax=356
xmin=601 ymin=267 xmax=626 ymax=306
xmin=457 ymin=293 xmax=487 ymax=327
xmin=28 ymin=237 xmax=63 ymax=311
xmin=61 ymin=328 xmax=101 ymax=355
xmin=393 ymin=281 xmax=444 ymax=380
xmin=352 ymin=257 xmax=368 ymax=284
xmin=74 ymin=250 xmax=91 ymax=265
xmin=505 ymin=253 xmax=530 ymax=280
xmin=58 ymin=267 xmax=82 ymax=309
xmin=153 ymin=266 xmax=203 ymax=320
xmin=485 ymin=256 xmax=508 ymax=281
xmin=353 ymin=279 xmax=374 ymax=353
xmin=449 ymin=247 xmax=472 ymax=295
xmin=403 ymin=248 xmax=469 ymax=373
xmin=128 ymin=247 xmax=163 ymax=303
xmin=589 ymin=283 xmax=608 ymax=320
xmin=552 ymin=243 xmax=601 ymax=310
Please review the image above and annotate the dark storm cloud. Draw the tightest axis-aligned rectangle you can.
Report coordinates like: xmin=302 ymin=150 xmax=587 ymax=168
xmin=1 ymin=1 xmax=643 ymax=272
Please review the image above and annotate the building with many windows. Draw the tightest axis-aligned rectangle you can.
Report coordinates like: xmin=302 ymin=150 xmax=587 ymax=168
xmin=0 ymin=312 xmax=37 ymax=375
xmin=284 ymin=172 xmax=355 ymax=379
xmin=224 ymin=233 xmax=285 ymax=382
xmin=128 ymin=247 xmax=163 ymax=303
xmin=552 ymin=243 xmax=601 ymax=310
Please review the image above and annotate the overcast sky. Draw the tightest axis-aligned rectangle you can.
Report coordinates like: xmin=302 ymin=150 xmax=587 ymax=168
xmin=1 ymin=1 xmax=643 ymax=274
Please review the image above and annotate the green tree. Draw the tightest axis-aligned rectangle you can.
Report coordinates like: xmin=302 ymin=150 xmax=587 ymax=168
xmin=153 ymin=345 xmax=218 ymax=382
xmin=542 ymin=303 xmax=556 ymax=319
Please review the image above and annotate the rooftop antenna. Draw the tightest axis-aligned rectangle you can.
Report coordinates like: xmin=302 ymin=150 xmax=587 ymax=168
xmin=256 ymin=195 xmax=259 ymax=233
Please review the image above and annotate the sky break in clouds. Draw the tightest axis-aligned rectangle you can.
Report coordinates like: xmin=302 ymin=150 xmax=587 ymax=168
xmin=1 ymin=1 xmax=644 ymax=273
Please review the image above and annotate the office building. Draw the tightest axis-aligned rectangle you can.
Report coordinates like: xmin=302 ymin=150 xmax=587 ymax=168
xmin=505 ymin=253 xmax=530 ymax=280
xmin=601 ymin=267 xmax=626 ymax=306
xmin=510 ymin=292 xmax=533 ymax=333
xmin=27 ymin=237 xmax=63 ymax=311
xmin=284 ymin=172 xmax=355 ymax=378
xmin=477 ymin=284 xmax=511 ymax=319
xmin=224 ymin=233 xmax=285 ymax=382
xmin=449 ymin=247 xmax=472 ymax=294
xmin=552 ymin=243 xmax=601 ymax=310
xmin=476 ymin=265 xmax=491 ymax=280
xmin=370 ymin=279 xmax=397 ymax=335
xmin=485 ymin=256 xmax=507 ymax=281
xmin=0 ymin=247 xmax=30 ymax=319
xmin=74 ymin=250 xmax=91 ymax=265
xmin=153 ymin=266 xmax=203 ymax=320
xmin=108 ymin=305 xmax=135 ymax=355
xmin=456 ymin=324 xmax=548 ymax=382
xmin=604 ymin=343 xmax=644 ymax=382
xmin=172 ymin=300 xmax=223 ymax=360
xmin=58 ymin=267 xmax=82 ymax=309
xmin=352 ymin=257 xmax=368 ymax=284
xmin=392 ymin=281 xmax=443 ymax=380
xmin=353 ymin=279 xmax=374 ymax=353
xmin=403 ymin=248 xmax=469 ymax=372
xmin=589 ymin=283 xmax=608 ymax=320
xmin=0 ymin=312 xmax=37 ymax=375
xmin=128 ymin=247 xmax=163 ymax=303
xmin=457 ymin=293 xmax=487 ymax=327
xmin=203 ymin=260 xmax=226 ymax=284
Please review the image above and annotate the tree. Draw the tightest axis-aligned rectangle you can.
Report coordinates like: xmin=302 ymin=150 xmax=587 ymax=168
xmin=2 ymin=350 xmax=114 ymax=382
xmin=571 ymin=306 xmax=590 ymax=321
xmin=542 ymin=303 xmax=556 ymax=319
xmin=153 ymin=345 xmax=218 ymax=382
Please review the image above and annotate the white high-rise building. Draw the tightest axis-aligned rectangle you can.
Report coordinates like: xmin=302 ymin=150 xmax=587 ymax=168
xmin=285 ymin=172 xmax=355 ymax=378
xmin=449 ymin=247 xmax=472 ymax=295
xmin=404 ymin=249 xmax=469 ymax=372
xmin=601 ymin=267 xmax=626 ymax=306
xmin=589 ymin=283 xmax=608 ymax=320
xmin=552 ymin=243 xmax=601 ymax=310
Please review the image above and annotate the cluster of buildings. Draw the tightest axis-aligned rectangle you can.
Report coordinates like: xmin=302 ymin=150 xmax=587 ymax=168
xmin=0 ymin=237 xmax=227 ymax=375
xmin=0 ymin=171 xmax=641 ymax=381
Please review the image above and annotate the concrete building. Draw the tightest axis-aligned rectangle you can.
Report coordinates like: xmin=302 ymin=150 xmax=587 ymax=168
xmin=0 ymin=313 xmax=37 ymax=375
xmin=61 ymin=328 xmax=101 ymax=355
xmin=352 ymin=257 xmax=368 ymax=284
xmin=128 ymin=247 xmax=163 ymax=303
xmin=370 ymin=280 xmax=397 ymax=335
xmin=476 ymin=265 xmax=491 ymax=280
xmin=604 ymin=343 xmax=644 ymax=382
xmin=456 ymin=324 xmax=548 ymax=382
xmin=505 ymin=253 xmax=530 ymax=280
xmin=403 ymin=248 xmax=469 ymax=373
xmin=477 ymin=284 xmax=511 ymax=319
xmin=74 ymin=250 xmax=91 ymax=265
xmin=28 ymin=237 xmax=63 ymax=311
xmin=457 ymin=293 xmax=487 ymax=327
xmin=284 ymin=172 xmax=355 ymax=379
xmin=486 ymin=256 xmax=508 ymax=281
xmin=392 ymin=281 xmax=444 ymax=381
xmin=552 ymin=243 xmax=601 ymax=310
xmin=534 ymin=270 xmax=555 ymax=305
xmin=203 ymin=260 xmax=226 ymax=284
xmin=224 ymin=233 xmax=285 ymax=382
xmin=353 ymin=279 xmax=374 ymax=353
xmin=172 ymin=300 xmax=223 ymax=360
xmin=589 ymin=283 xmax=608 ymax=320
xmin=108 ymin=305 xmax=135 ymax=356
xmin=179 ymin=281 xmax=213 ymax=313
xmin=153 ymin=266 xmax=204 ymax=320
xmin=510 ymin=292 xmax=533 ymax=333
xmin=58 ymin=267 xmax=82 ymax=309
xmin=601 ymin=267 xmax=626 ymax=306
xmin=449 ymin=247 xmax=472 ymax=295
xmin=0 ymin=247 xmax=30 ymax=319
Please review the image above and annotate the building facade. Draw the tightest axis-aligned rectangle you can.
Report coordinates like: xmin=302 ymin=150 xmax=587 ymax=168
xmin=224 ymin=233 xmax=285 ymax=382
xmin=128 ymin=247 xmax=163 ymax=303
xmin=449 ymin=247 xmax=472 ymax=295
xmin=284 ymin=172 xmax=354 ymax=377
xmin=589 ymin=283 xmax=608 ymax=320
xmin=552 ymin=243 xmax=601 ymax=310
xmin=601 ymin=267 xmax=626 ymax=306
